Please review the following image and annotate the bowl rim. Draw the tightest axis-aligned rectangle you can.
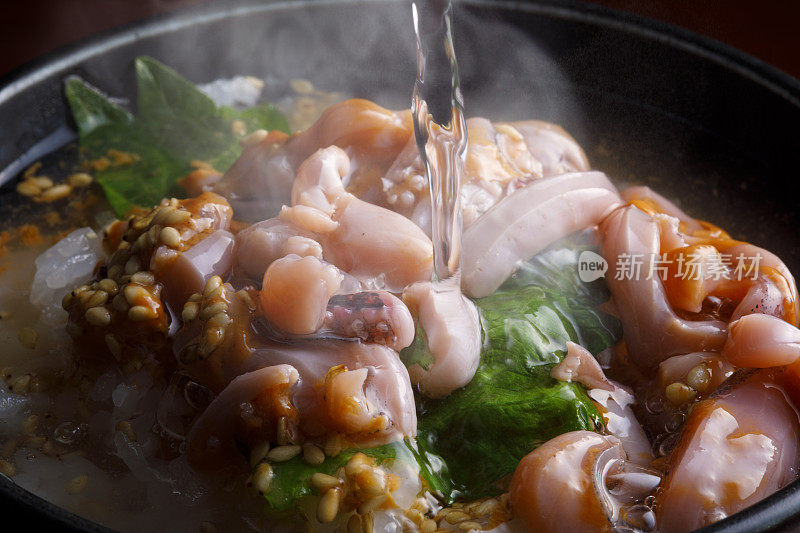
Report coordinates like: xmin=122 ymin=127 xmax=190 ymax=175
xmin=1 ymin=1 xmax=799 ymax=531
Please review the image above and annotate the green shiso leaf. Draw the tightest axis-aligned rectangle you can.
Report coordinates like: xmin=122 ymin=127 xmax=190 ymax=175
xmin=64 ymin=57 xmax=290 ymax=217
xmin=416 ymin=233 xmax=622 ymax=501
xmin=260 ymin=439 xmax=451 ymax=512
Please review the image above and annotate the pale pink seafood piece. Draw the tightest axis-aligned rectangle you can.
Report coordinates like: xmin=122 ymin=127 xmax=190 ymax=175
xmin=656 ymin=373 xmax=800 ymax=532
xmin=621 ymin=185 xmax=704 ymax=232
xmin=656 ymin=352 xmax=734 ymax=393
xmin=184 ymin=340 xmax=417 ymax=470
xmin=234 ymin=218 xmax=320 ymax=281
xmin=504 ymin=120 xmax=590 ymax=177
xmin=285 ymin=146 xmax=433 ymax=292
xmin=156 ymin=229 xmax=236 ymax=310
xmin=259 ymin=254 xmax=342 ymax=335
xmin=553 ymin=342 xmax=652 ymax=465
xmin=599 ymin=205 xmax=727 ymax=372
xmin=401 ymin=280 xmax=482 ymax=398
xmin=509 ymin=431 xmax=624 ymax=533
xmin=723 ymin=313 xmax=800 ymax=368
xmin=214 ymin=99 xmax=412 ymax=221
xmin=463 ymin=171 xmax=621 ymax=298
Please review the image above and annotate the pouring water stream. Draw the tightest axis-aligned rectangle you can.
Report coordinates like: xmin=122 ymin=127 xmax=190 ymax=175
xmin=412 ymin=0 xmax=467 ymax=289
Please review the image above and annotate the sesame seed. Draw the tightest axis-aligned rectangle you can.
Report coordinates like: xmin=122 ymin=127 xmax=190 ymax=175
xmin=159 ymin=226 xmax=182 ymax=248
xmin=253 ymin=462 xmax=274 ymax=494
xmin=665 ymin=382 xmax=697 ymax=405
xmin=164 ymin=209 xmax=191 ymax=226
xmin=182 ymin=302 xmax=199 ymax=322
xmin=39 ymin=184 xmax=72 ymax=202
xmin=267 ymin=445 xmax=301 ymax=463
xmin=411 ymin=497 xmax=429 ymax=514
xmin=686 ymin=364 xmax=711 ymax=393
xmin=86 ymin=291 xmax=109 ymax=308
xmin=316 ymin=487 xmax=342 ymax=523
xmin=130 ymin=271 xmax=155 ymax=286
xmin=85 ymin=307 xmax=111 ymax=327
xmin=30 ymin=176 xmax=53 ymax=189
xmin=406 ymin=509 xmax=424 ymax=526
xmin=208 ymin=312 xmax=232 ymax=328
xmin=236 ymin=290 xmax=255 ymax=308
xmin=97 ymin=278 xmax=119 ymax=296
xmin=128 ymin=305 xmax=157 ymax=322
xmin=445 ymin=510 xmax=471 ymax=524
xmin=345 ymin=452 xmax=370 ymax=477
xmin=16 ymin=180 xmax=41 ymax=197
xmin=420 ymin=519 xmax=436 ymax=533
xmin=324 ymin=433 xmax=344 ymax=457
xmin=199 ymin=327 xmax=224 ymax=356
xmin=200 ymin=302 xmax=228 ymax=321
xmin=362 ymin=513 xmax=374 ymax=533
xmin=302 ymin=443 xmax=325 ymax=466
xmin=123 ymin=284 xmax=149 ymax=305
xmin=203 ymin=276 xmax=223 ymax=298
xmin=355 ymin=467 xmax=387 ymax=497
xmin=347 ymin=513 xmax=363 ymax=533
xmin=206 ymin=285 xmax=225 ymax=300
xmin=67 ymin=173 xmax=93 ymax=188
xmin=310 ymin=473 xmax=342 ymax=492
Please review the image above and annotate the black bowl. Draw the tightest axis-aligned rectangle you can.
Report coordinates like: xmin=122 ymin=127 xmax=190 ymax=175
xmin=1 ymin=0 xmax=799 ymax=531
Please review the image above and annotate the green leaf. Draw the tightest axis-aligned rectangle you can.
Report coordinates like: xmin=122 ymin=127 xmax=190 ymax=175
xmin=237 ymin=104 xmax=291 ymax=135
xmin=501 ymin=229 xmax=610 ymax=306
xmin=135 ymin=57 xmax=219 ymax=125
xmin=64 ymin=77 xmax=132 ymax=138
xmin=82 ymin=123 xmax=184 ymax=216
xmin=400 ymin=321 xmax=435 ymax=370
xmin=416 ymin=235 xmax=622 ymax=501
xmin=260 ymin=439 xmax=450 ymax=512
xmin=64 ymin=57 xmax=290 ymax=217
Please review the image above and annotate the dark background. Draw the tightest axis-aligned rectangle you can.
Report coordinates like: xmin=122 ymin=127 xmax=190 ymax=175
xmin=1 ymin=0 xmax=799 ymax=81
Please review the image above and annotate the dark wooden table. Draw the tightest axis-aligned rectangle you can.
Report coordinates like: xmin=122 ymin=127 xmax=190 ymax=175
xmin=1 ymin=0 xmax=799 ymax=81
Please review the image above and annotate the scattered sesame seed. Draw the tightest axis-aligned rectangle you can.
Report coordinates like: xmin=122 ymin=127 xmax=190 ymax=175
xmin=266 ymin=445 xmax=301 ymax=463
xmin=302 ymin=443 xmax=325 ymax=467
xmin=253 ymin=462 xmax=274 ymax=494
xmin=67 ymin=173 xmax=93 ymax=188
xmin=18 ymin=327 xmax=38 ymax=349
xmin=316 ymin=487 xmax=343 ymax=523
xmin=39 ymin=184 xmax=72 ymax=202
xmin=16 ymin=180 xmax=41 ymax=197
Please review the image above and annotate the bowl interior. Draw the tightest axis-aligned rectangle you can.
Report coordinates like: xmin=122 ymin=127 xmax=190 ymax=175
xmin=1 ymin=1 xmax=799 ymax=531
